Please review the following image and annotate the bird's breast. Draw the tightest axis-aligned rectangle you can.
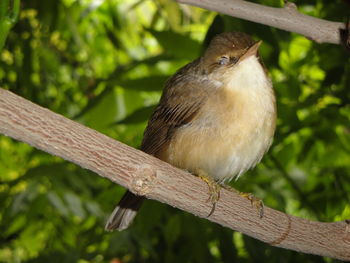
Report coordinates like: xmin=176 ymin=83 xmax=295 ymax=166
xmin=164 ymin=56 xmax=276 ymax=182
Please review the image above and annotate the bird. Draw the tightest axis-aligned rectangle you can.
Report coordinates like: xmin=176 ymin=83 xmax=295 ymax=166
xmin=105 ymin=32 xmax=276 ymax=231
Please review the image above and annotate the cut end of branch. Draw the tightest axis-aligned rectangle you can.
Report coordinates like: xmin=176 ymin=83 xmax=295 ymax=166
xmin=340 ymin=20 xmax=350 ymax=51
xmin=344 ymin=220 xmax=350 ymax=243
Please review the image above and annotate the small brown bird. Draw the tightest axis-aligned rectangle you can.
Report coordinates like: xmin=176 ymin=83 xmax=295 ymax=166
xmin=105 ymin=32 xmax=276 ymax=231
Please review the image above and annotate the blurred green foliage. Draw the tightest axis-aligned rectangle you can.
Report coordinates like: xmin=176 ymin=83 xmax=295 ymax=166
xmin=0 ymin=0 xmax=350 ymax=262
xmin=0 ymin=0 xmax=19 ymax=51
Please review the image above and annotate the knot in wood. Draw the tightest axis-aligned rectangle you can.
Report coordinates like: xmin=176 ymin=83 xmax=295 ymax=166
xmin=284 ymin=1 xmax=297 ymax=11
xmin=130 ymin=165 xmax=157 ymax=196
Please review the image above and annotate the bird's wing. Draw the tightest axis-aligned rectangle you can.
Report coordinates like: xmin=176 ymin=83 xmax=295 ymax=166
xmin=141 ymin=63 xmax=218 ymax=157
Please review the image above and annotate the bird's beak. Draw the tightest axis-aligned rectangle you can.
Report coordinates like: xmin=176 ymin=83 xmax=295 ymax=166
xmin=239 ymin=40 xmax=262 ymax=61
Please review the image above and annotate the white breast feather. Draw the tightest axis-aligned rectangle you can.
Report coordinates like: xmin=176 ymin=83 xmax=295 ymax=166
xmin=213 ymin=55 xmax=275 ymax=182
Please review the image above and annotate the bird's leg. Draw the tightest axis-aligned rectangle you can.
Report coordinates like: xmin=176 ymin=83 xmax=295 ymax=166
xmin=221 ymin=184 xmax=264 ymax=218
xmin=197 ymin=169 xmax=221 ymax=217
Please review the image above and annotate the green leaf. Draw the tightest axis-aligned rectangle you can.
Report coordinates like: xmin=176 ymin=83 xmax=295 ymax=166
xmin=63 ymin=192 xmax=86 ymax=219
xmin=47 ymin=192 xmax=70 ymax=217
xmin=119 ymin=75 xmax=169 ymax=91
xmin=147 ymin=29 xmax=201 ymax=59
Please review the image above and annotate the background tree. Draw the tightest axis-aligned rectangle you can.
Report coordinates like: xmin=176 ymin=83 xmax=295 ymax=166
xmin=0 ymin=0 xmax=349 ymax=262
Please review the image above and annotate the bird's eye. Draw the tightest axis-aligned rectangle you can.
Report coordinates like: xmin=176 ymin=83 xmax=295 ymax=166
xmin=218 ymin=55 xmax=230 ymax=65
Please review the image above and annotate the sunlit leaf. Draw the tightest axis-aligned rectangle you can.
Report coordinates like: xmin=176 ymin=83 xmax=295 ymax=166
xmin=148 ymin=29 xmax=201 ymax=59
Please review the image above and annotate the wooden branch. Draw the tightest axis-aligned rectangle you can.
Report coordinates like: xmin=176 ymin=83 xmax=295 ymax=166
xmin=0 ymin=88 xmax=349 ymax=260
xmin=176 ymin=0 xmax=346 ymax=45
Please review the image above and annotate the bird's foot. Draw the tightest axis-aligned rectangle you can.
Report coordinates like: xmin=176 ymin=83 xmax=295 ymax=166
xmin=221 ymin=184 xmax=264 ymax=218
xmin=198 ymin=171 xmax=221 ymax=217
xmin=239 ymin=192 xmax=264 ymax=218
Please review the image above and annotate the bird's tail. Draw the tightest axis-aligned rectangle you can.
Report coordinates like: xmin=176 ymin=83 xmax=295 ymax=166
xmin=105 ymin=190 xmax=144 ymax=231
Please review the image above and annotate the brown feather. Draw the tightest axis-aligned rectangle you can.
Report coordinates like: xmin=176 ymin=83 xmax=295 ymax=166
xmin=140 ymin=59 xmax=217 ymax=157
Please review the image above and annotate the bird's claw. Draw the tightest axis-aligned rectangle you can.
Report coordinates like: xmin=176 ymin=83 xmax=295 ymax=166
xmin=239 ymin=192 xmax=264 ymax=218
xmin=198 ymin=172 xmax=221 ymax=217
